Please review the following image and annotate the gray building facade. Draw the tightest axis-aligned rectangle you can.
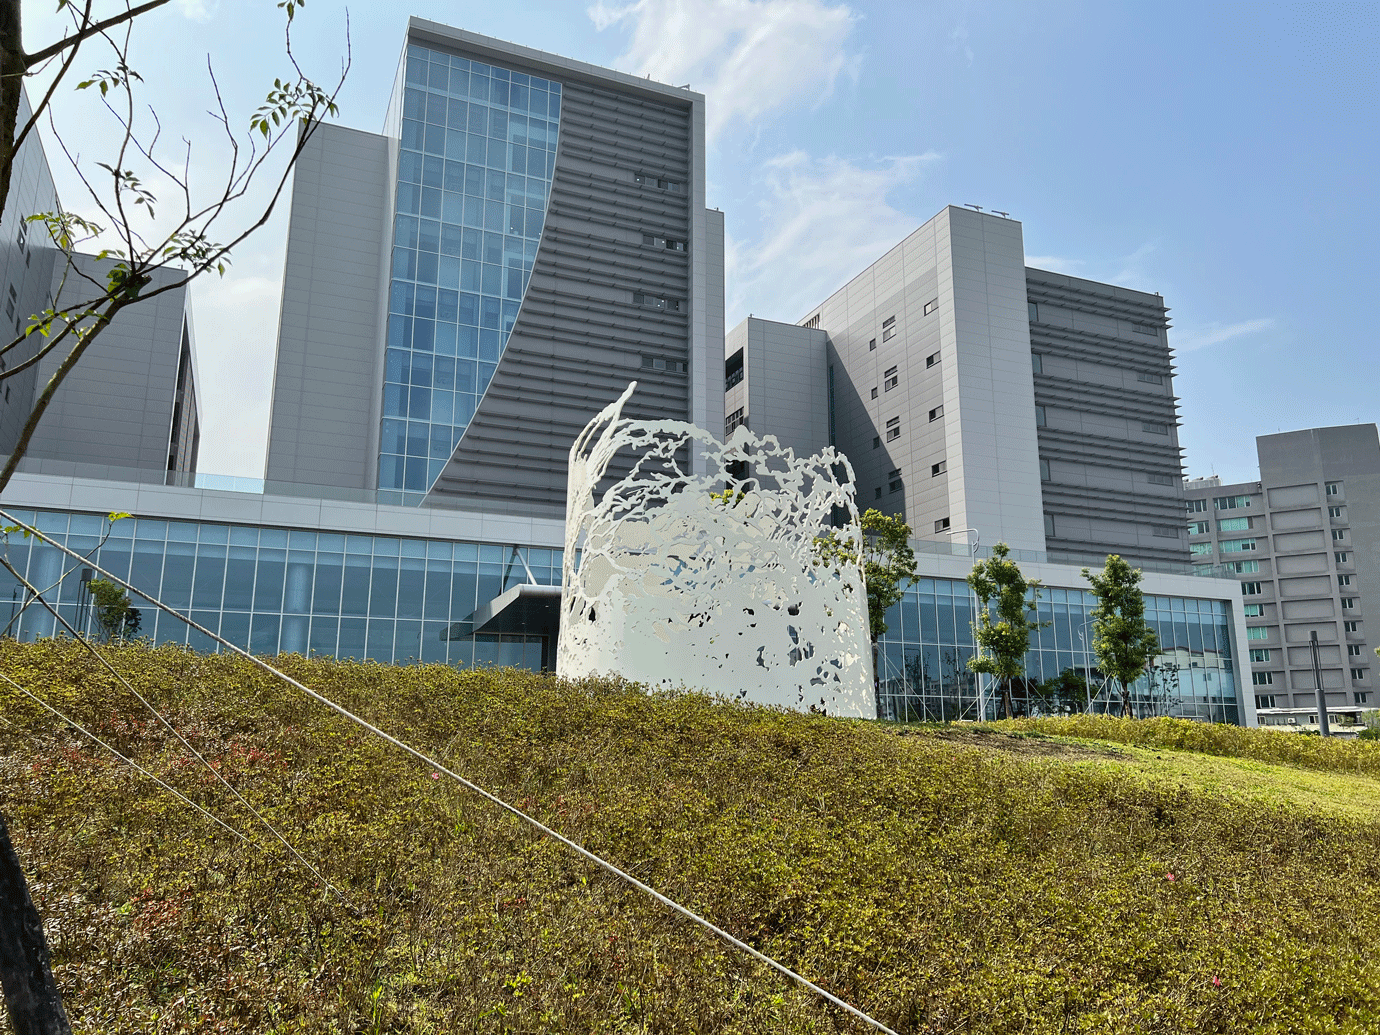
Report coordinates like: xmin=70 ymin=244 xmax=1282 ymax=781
xmin=1185 ymin=424 xmax=1380 ymax=713
xmin=265 ymin=19 xmax=724 ymax=514
xmin=729 ymin=206 xmax=1187 ymax=566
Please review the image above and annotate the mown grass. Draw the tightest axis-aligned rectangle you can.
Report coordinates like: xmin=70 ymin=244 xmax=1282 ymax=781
xmin=1 ymin=639 xmax=1379 ymax=1034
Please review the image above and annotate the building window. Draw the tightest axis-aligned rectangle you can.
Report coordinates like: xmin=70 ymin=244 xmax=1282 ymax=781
xmin=641 ymin=233 xmax=685 ymax=251
xmin=642 ymin=355 xmax=687 ymax=372
xmin=1327 ymin=482 xmax=1341 ymax=496
xmin=935 ymin=517 xmax=951 ymax=533
xmin=924 ymin=298 xmax=939 ymax=316
xmin=875 ymin=487 xmax=882 ymax=500
xmin=882 ymin=315 xmax=895 ymax=329
xmin=868 ymin=338 xmax=876 ymax=351
xmin=929 ymin=405 xmax=944 ymax=422
xmin=1028 ymin=301 xmax=1037 ymax=322
xmin=1190 ymin=542 xmax=1213 ymax=557
xmin=1352 ymin=668 xmax=1369 ymax=681
xmin=1345 ymin=621 xmax=1360 ymax=633
xmin=1256 ymin=695 xmax=1277 ymax=710
xmin=4 ymin=286 xmax=14 ymax=320
xmin=1242 ymin=582 xmax=1262 ymax=595
xmin=931 ymin=461 xmax=947 ymax=477
xmin=1186 ymin=498 xmax=1208 ymax=513
xmin=1249 ymin=648 xmax=1271 ymax=662
xmin=1035 ymin=405 xmax=1046 ymax=427
xmin=1218 ymin=517 xmax=1252 ymax=532
xmin=724 ymin=349 xmax=743 ymax=388
xmin=632 ymin=291 xmax=682 ymax=311
xmin=1148 ymin=473 xmax=1174 ymax=486
xmin=1137 ymin=371 xmax=1164 ymax=384
xmin=1357 ymin=692 xmax=1370 ymax=704
xmin=882 ymin=316 xmax=897 ymax=342
xmin=889 ymin=469 xmax=903 ymax=493
xmin=871 ymin=387 xmax=878 ymax=399
xmin=1141 ymin=421 xmax=1169 ymax=435
xmin=634 ymin=173 xmax=682 ymax=192
xmin=1243 ymin=604 xmax=1264 ymax=617
xmin=1329 ymin=506 xmax=1343 ymax=518
xmin=1214 ymin=495 xmax=1251 ymax=510
xmin=1247 ymin=627 xmax=1269 ymax=641
xmin=883 ymin=365 xmax=899 ymax=391
xmin=1343 ymin=597 xmax=1357 ymax=610
xmin=873 ymin=436 xmax=880 ymax=449
xmin=1227 ymin=560 xmax=1260 ymax=574
xmin=803 ymin=313 xmax=821 ymax=330
xmin=725 ymin=407 xmax=747 ymax=437
xmin=1220 ymin=538 xmax=1257 ymax=553
xmin=1349 ymin=644 xmax=1364 ymax=657
xmin=1152 ymin=526 xmax=1179 ymax=538
xmin=1044 ymin=513 xmax=1055 ymax=536
xmin=886 ymin=416 xmax=901 ymax=442
xmin=1336 ymin=551 xmax=1351 ymax=563
xmin=926 ymin=350 xmax=940 ymax=368
xmin=1133 ymin=324 xmax=1158 ymax=336
xmin=1339 ymin=574 xmax=1353 ymax=587
xmin=1332 ymin=529 xmax=1347 ymax=541
xmin=1031 ymin=353 xmax=1043 ymax=374
xmin=1252 ymin=672 xmax=1274 ymax=686
xmin=1040 ymin=458 xmax=1050 ymax=482
xmin=1188 ymin=520 xmax=1209 ymax=535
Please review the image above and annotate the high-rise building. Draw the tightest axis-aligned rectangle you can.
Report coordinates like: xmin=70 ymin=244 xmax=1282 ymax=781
xmin=727 ymin=205 xmax=1186 ymax=568
xmin=265 ymin=18 xmax=725 ymax=513
xmin=1184 ymin=424 xmax=1380 ymax=718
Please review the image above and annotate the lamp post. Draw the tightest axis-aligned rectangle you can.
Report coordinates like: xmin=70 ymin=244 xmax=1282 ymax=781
xmin=1310 ymin=630 xmax=1330 ymax=737
xmin=947 ymin=528 xmax=983 ymax=719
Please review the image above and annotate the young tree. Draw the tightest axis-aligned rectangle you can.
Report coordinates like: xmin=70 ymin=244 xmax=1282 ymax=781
xmin=1037 ymin=667 xmax=1088 ymax=715
xmin=967 ymin=542 xmax=1044 ymax=720
xmin=86 ymin=577 xmax=139 ymax=641
xmin=0 ymin=0 xmax=348 ymax=494
xmin=1082 ymin=554 xmax=1160 ymax=718
xmin=814 ymin=508 xmax=917 ymax=716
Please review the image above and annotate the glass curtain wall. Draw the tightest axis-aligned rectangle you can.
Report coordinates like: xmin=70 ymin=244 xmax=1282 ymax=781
xmin=0 ymin=510 xmax=559 ymax=670
xmin=875 ymin=579 xmax=1241 ymax=724
xmin=380 ymin=44 xmax=563 ymax=496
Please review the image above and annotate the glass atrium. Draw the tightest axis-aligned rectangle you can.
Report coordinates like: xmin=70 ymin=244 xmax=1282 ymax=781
xmin=379 ymin=44 xmax=562 ymax=496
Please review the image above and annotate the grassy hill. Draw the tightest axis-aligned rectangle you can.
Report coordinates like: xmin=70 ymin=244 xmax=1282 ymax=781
xmin=2 ymin=639 xmax=1379 ymax=1033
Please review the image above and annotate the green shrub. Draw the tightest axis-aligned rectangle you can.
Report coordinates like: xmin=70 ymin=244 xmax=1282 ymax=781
xmin=2 ymin=639 xmax=1379 ymax=1033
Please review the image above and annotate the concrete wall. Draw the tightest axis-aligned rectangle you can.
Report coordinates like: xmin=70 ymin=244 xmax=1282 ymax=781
xmin=264 ymin=122 xmax=391 ymax=492
xmin=721 ymin=317 xmax=828 ymax=458
xmin=25 ymin=255 xmax=188 ymax=474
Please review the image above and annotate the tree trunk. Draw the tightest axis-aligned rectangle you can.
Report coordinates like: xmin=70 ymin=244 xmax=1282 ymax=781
xmin=1120 ymin=682 xmax=1133 ymax=718
xmin=1002 ymin=683 xmax=1013 ymax=720
xmin=0 ymin=810 xmax=72 ymax=1035
xmin=0 ymin=0 xmax=22 ymax=230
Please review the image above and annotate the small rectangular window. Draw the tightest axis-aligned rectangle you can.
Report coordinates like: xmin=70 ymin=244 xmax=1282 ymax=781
xmin=886 ymin=426 xmax=901 ymax=442
xmin=1137 ymin=371 xmax=1163 ymax=384
xmin=1141 ymin=421 xmax=1169 ymax=435
xmin=931 ymin=461 xmax=946 ymax=477
xmin=1358 ymin=692 xmax=1371 ymax=704
xmin=872 ymin=436 xmax=880 ymax=449
xmin=882 ymin=326 xmax=896 ymax=342
xmin=929 ymin=405 xmax=944 ymax=422
xmin=883 ymin=365 xmax=897 ymax=377
xmin=889 ymin=469 xmax=903 ymax=493
xmin=1152 ymin=526 xmax=1179 ymax=538
xmin=1186 ymin=498 xmax=1208 ymax=513
xmin=16 ymin=221 xmax=25 ymax=249
xmin=875 ymin=487 xmax=882 ymax=499
xmin=1256 ymin=695 xmax=1277 ymax=710
xmin=1218 ymin=517 xmax=1252 ymax=532
xmin=1349 ymin=644 xmax=1364 ymax=657
xmin=1035 ymin=405 xmax=1046 ymax=427
xmin=868 ymin=338 xmax=877 ymax=351
xmin=1214 ymin=495 xmax=1252 ymax=510
xmin=1044 ymin=513 xmax=1055 ymax=536
xmin=1345 ymin=621 xmax=1359 ymax=633
xmin=1133 ymin=324 xmax=1158 ymax=336
xmin=1352 ymin=668 xmax=1369 ymax=681
xmin=1327 ymin=482 xmax=1341 ymax=496
xmin=1242 ymin=582 xmax=1262 ymax=595
xmin=1252 ymin=672 xmax=1274 ymax=686
xmin=1031 ymin=353 xmax=1043 ymax=374
xmin=1247 ymin=627 xmax=1269 ymax=641
xmin=1329 ymin=506 xmax=1344 ymax=518
xmin=725 ymin=407 xmax=747 ymax=437
xmin=1338 ymin=574 xmax=1353 ymax=587
xmin=883 ymin=365 xmax=898 ymax=391
xmin=1243 ymin=604 xmax=1264 ymax=617
xmin=1148 ymin=473 xmax=1174 ymax=486
xmin=935 ymin=517 xmax=951 ymax=533
xmin=1188 ymin=520 xmax=1210 ymax=535
xmin=1249 ymin=648 xmax=1271 ymax=662
xmin=1336 ymin=551 xmax=1350 ymax=563
xmin=1028 ymin=301 xmax=1037 ymax=322
xmin=1343 ymin=597 xmax=1357 ymax=610
xmin=926 ymin=351 xmax=941 ymax=368
xmin=1332 ymin=529 xmax=1347 ymax=541
xmin=924 ymin=298 xmax=939 ymax=316
xmin=1220 ymin=538 xmax=1257 ymax=553
xmin=1190 ymin=542 xmax=1213 ymax=556
xmin=871 ymin=387 xmax=878 ymax=399
xmin=1228 ymin=560 xmax=1260 ymax=573
xmin=1040 ymin=458 xmax=1050 ymax=481
xmin=882 ymin=315 xmax=896 ymax=329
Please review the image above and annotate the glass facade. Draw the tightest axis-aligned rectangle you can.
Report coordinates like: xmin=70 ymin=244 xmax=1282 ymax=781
xmin=875 ymin=579 xmax=1242 ymax=724
xmin=0 ymin=511 xmax=561 ymax=670
xmin=380 ymin=44 xmax=563 ymax=495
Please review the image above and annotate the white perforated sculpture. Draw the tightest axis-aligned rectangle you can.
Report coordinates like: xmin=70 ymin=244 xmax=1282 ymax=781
xmin=558 ymin=382 xmax=874 ymax=718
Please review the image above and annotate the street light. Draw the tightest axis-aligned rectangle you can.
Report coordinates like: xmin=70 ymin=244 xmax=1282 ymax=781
xmin=946 ymin=527 xmax=980 ymax=557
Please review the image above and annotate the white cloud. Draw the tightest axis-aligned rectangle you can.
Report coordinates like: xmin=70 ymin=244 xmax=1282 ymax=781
xmin=949 ymin=25 xmax=973 ymax=66
xmin=728 ymin=150 xmax=939 ymax=324
xmin=174 ymin=0 xmax=219 ymax=21
xmin=1173 ymin=317 xmax=1275 ymax=353
xmin=589 ymin=0 xmax=861 ymax=140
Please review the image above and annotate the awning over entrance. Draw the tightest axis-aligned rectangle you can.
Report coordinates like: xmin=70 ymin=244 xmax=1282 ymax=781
xmin=471 ymin=583 xmax=562 ymax=640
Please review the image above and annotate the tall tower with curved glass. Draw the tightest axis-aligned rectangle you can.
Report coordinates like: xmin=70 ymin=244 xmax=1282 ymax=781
xmin=266 ymin=19 xmax=725 ymax=517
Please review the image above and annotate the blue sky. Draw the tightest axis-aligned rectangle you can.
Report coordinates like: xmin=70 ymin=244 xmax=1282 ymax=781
xmin=24 ymin=0 xmax=1379 ymax=481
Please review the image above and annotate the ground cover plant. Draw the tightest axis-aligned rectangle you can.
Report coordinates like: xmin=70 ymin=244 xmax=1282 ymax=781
xmin=2 ymin=639 xmax=1380 ymax=1033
